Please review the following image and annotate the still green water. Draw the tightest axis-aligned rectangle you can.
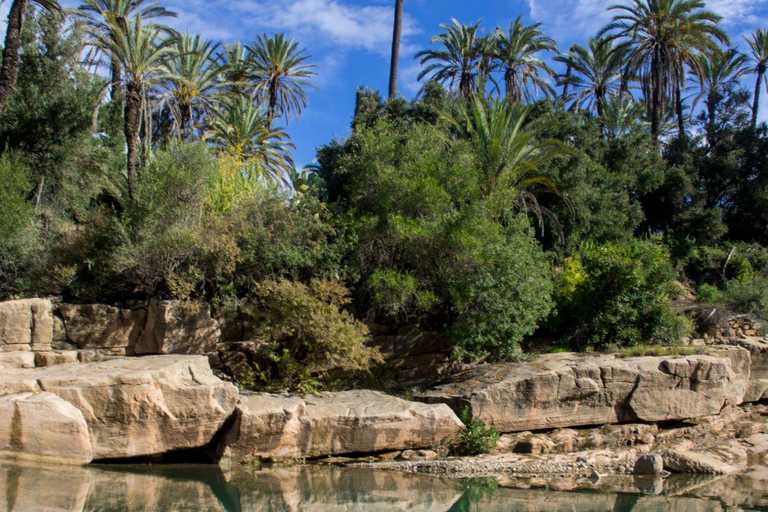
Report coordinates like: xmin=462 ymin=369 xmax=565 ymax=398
xmin=1 ymin=462 xmax=767 ymax=512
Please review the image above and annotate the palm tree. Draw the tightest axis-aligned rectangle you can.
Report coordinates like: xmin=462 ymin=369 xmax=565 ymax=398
xmin=494 ymin=16 xmax=558 ymax=103
xmin=600 ymin=0 xmax=727 ymax=140
xmin=158 ymin=33 xmax=221 ymax=139
xmin=216 ymin=42 xmax=250 ymax=88
xmin=74 ymin=0 xmax=176 ymax=101
xmin=555 ymin=37 xmax=626 ymax=118
xmin=442 ymin=94 xmax=572 ymax=231
xmin=745 ymin=28 xmax=768 ymax=130
xmin=475 ymin=33 xmax=499 ymax=92
xmin=690 ymin=47 xmax=749 ymax=146
xmin=415 ymin=19 xmax=483 ymax=97
xmin=388 ymin=0 xmax=404 ymax=99
xmin=248 ymin=33 xmax=317 ymax=128
xmin=205 ymin=94 xmax=295 ymax=184
xmin=92 ymin=15 xmax=175 ymax=203
xmin=0 ymin=0 xmax=63 ymax=116
xmin=602 ymin=95 xmax=647 ymax=138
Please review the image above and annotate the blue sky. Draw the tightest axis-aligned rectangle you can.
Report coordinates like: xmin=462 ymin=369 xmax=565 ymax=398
xmin=5 ymin=0 xmax=768 ymax=168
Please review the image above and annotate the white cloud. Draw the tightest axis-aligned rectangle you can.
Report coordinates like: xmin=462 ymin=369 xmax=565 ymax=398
xmin=526 ymin=0 xmax=614 ymax=42
xmin=707 ymin=0 xmax=764 ymax=25
xmin=399 ymin=61 xmax=423 ymax=96
xmin=526 ymin=0 xmax=768 ymax=45
xmin=228 ymin=0 xmax=420 ymax=55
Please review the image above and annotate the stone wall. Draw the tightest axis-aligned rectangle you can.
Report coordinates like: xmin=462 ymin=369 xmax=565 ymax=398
xmin=0 ymin=298 xmax=220 ymax=359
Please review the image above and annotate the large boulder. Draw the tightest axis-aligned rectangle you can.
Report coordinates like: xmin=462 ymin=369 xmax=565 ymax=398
xmin=0 ymin=299 xmax=53 ymax=352
xmin=0 ymin=355 xmax=238 ymax=460
xmin=0 ymin=392 xmax=92 ymax=465
xmin=663 ymin=444 xmax=747 ymax=475
xmin=56 ymin=304 xmax=145 ymax=354
xmin=414 ymin=348 xmax=749 ymax=433
xmin=225 ymin=390 xmax=464 ymax=462
xmin=135 ymin=300 xmax=220 ymax=355
xmin=731 ymin=337 xmax=768 ymax=402
xmin=0 ymin=352 xmax=35 ymax=369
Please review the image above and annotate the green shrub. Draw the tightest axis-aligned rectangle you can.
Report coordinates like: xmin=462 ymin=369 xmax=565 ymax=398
xmin=448 ymin=214 xmax=554 ymax=362
xmin=0 ymin=153 xmax=33 ymax=243
xmin=549 ymin=238 xmax=689 ymax=349
xmin=720 ymin=276 xmax=768 ymax=320
xmin=451 ymin=406 xmax=500 ymax=456
xmin=241 ymin=278 xmax=381 ymax=392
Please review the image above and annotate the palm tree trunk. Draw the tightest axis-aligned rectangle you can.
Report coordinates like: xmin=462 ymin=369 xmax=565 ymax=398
xmin=676 ymin=79 xmax=685 ymax=138
xmin=706 ymin=92 xmax=716 ymax=147
xmin=505 ymin=69 xmax=514 ymax=100
xmin=110 ymin=57 xmax=123 ymax=102
xmin=388 ymin=0 xmax=403 ymax=99
xmin=650 ymin=47 xmax=662 ymax=141
xmin=124 ymin=83 xmax=142 ymax=204
xmin=0 ymin=0 xmax=28 ymax=117
xmin=562 ymin=64 xmax=572 ymax=99
xmin=752 ymin=68 xmax=764 ymax=130
xmin=180 ymin=103 xmax=191 ymax=141
xmin=267 ymin=80 xmax=278 ymax=129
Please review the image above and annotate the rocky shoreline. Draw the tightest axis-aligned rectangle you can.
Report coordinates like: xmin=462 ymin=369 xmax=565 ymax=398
xmin=2 ymin=297 xmax=768 ymax=489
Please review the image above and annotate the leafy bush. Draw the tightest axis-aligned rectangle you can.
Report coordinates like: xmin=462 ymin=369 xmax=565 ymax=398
xmin=318 ymin=109 xmax=554 ymax=361
xmin=448 ymin=214 xmax=553 ymax=361
xmin=240 ymin=279 xmax=381 ymax=392
xmin=549 ymin=239 xmax=689 ymax=349
xmin=0 ymin=154 xmax=33 ymax=243
xmin=718 ymin=276 xmax=768 ymax=320
xmin=451 ymin=406 xmax=500 ymax=456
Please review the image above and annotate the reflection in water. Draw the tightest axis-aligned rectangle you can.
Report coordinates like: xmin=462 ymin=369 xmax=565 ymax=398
xmin=1 ymin=463 xmax=767 ymax=512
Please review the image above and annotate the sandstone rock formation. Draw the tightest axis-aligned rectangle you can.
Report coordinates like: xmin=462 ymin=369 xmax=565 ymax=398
xmin=663 ymin=446 xmax=745 ymax=475
xmin=56 ymin=304 xmax=145 ymax=353
xmin=0 ymin=392 xmax=92 ymax=465
xmin=634 ymin=454 xmax=664 ymax=475
xmin=0 ymin=352 xmax=34 ymax=369
xmin=0 ymin=355 xmax=238 ymax=460
xmin=0 ymin=299 xmax=53 ymax=352
xmin=225 ymin=390 xmax=464 ymax=462
xmin=135 ymin=300 xmax=220 ymax=355
xmin=414 ymin=348 xmax=750 ymax=433
xmin=732 ymin=337 xmax=768 ymax=402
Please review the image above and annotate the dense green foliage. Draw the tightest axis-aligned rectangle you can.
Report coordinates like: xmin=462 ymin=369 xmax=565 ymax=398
xmin=451 ymin=406 xmax=500 ymax=456
xmin=549 ymin=239 xmax=689 ymax=349
xmin=239 ymin=279 xmax=379 ymax=392
xmin=4 ymin=1 xmax=768 ymax=391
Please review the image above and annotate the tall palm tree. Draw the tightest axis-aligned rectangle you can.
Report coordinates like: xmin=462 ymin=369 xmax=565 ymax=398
xmin=205 ymin=94 xmax=295 ymax=184
xmin=92 ymin=15 xmax=175 ymax=203
xmin=494 ymin=16 xmax=558 ymax=103
xmin=0 ymin=0 xmax=63 ymax=116
xmin=600 ymin=0 xmax=727 ymax=140
xmin=415 ymin=19 xmax=483 ymax=97
xmin=745 ymin=28 xmax=768 ymax=130
xmin=602 ymin=95 xmax=647 ymax=138
xmin=158 ymin=33 xmax=221 ymax=139
xmin=442 ymin=94 xmax=572 ymax=231
xmin=74 ymin=0 xmax=176 ymax=101
xmin=689 ymin=47 xmax=749 ymax=146
xmin=555 ymin=37 xmax=626 ymax=118
xmin=388 ymin=0 xmax=404 ymax=99
xmin=248 ymin=33 xmax=316 ymax=128
xmin=475 ymin=33 xmax=499 ymax=92
xmin=216 ymin=41 xmax=252 ymax=94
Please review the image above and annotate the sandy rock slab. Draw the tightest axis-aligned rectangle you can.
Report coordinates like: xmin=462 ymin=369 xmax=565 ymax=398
xmin=0 ymin=355 xmax=238 ymax=460
xmin=224 ymin=390 xmax=464 ymax=462
xmin=663 ymin=444 xmax=747 ymax=475
xmin=0 ymin=392 xmax=92 ymax=465
xmin=0 ymin=298 xmax=53 ymax=352
xmin=414 ymin=348 xmax=749 ymax=433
